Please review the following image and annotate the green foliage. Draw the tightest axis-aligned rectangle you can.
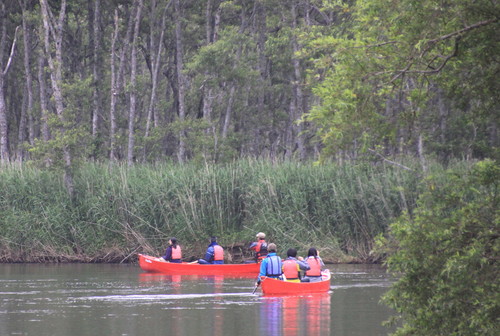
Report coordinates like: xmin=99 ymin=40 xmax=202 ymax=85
xmin=28 ymin=113 xmax=89 ymax=171
xmin=379 ymin=160 xmax=499 ymax=335
xmin=304 ymin=0 xmax=499 ymax=160
xmin=0 ymin=159 xmax=424 ymax=262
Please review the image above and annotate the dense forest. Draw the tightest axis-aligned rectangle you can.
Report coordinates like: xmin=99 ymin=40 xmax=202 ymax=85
xmin=0 ymin=0 xmax=497 ymax=172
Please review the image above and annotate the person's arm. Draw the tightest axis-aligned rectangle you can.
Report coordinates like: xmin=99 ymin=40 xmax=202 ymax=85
xmin=258 ymin=259 xmax=268 ymax=278
xmin=162 ymin=246 xmax=172 ymax=261
xmin=203 ymin=246 xmax=214 ymax=262
xmin=249 ymin=242 xmax=257 ymax=250
xmin=297 ymin=259 xmax=310 ymax=271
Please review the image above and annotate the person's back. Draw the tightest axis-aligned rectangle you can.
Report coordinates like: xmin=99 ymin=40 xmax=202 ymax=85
xmin=258 ymin=243 xmax=282 ymax=278
xmin=282 ymin=248 xmax=310 ymax=282
xmin=249 ymin=232 xmax=268 ymax=262
xmin=303 ymin=247 xmax=325 ymax=282
xmin=211 ymin=243 xmax=224 ymax=264
xmin=161 ymin=238 xmax=182 ymax=263
xmin=199 ymin=237 xmax=224 ymax=264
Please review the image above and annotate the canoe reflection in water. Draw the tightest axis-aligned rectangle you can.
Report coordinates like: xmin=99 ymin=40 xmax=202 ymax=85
xmin=260 ymin=293 xmax=331 ymax=336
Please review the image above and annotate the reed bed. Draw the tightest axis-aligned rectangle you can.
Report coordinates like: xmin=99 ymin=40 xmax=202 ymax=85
xmin=0 ymin=159 xmax=469 ymax=263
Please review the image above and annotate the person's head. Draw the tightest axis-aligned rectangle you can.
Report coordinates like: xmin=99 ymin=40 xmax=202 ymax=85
xmin=268 ymin=243 xmax=277 ymax=253
xmin=287 ymin=248 xmax=297 ymax=258
xmin=210 ymin=236 xmax=218 ymax=244
xmin=169 ymin=237 xmax=178 ymax=246
xmin=307 ymin=247 xmax=318 ymax=257
xmin=256 ymin=232 xmax=266 ymax=240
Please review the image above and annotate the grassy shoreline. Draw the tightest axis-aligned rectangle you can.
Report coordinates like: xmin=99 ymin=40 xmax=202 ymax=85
xmin=0 ymin=159 xmax=471 ymax=263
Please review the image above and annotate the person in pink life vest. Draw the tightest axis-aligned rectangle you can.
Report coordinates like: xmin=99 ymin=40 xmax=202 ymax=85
xmin=160 ymin=237 xmax=182 ymax=263
xmin=198 ymin=237 xmax=224 ymax=264
xmin=302 ymin=247 xmax=325 ymax=282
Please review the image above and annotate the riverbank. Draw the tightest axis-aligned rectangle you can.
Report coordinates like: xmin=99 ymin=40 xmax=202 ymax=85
xmin=0 ymin=242 xmax=369 ymax=264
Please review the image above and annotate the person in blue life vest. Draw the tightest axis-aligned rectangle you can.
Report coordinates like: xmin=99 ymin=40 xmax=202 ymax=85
xmin=302 ymin=247 xmax=325 ymax=282
xmin=198 ymin=237 xmax=224 ymax=264
xmin=256 ymin=243 xmax=282 ymax=285
xmin=282 ymin=248 xmax=310 ymax=283
xmin=249 ymin=232 xmax=268 ymax=262
xmin=160 ymin=237 xmax=182 ymax=263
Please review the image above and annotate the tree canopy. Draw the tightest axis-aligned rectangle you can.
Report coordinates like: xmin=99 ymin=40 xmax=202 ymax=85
xmin=0 ymin=0 xmax=496 ymax=167
xmin=303 ymin=0 xmax=499 ymax=163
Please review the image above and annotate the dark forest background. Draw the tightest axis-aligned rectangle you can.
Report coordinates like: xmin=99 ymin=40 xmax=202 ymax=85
xmin=0 ymin=0 xmax=497 ymax=174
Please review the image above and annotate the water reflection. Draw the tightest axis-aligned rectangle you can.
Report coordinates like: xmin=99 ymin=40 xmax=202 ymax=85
xmin=0 ymin=264 xmax=395 ymax=336
xmin=260 ymin=293 xmax=331 ymax=336
xmin=138 ymin=273 xmax=224 ymax=291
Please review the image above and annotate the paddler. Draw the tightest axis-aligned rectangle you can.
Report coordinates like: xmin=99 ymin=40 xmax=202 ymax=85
xmin=160 ymin=237 xmax=182 ymax=263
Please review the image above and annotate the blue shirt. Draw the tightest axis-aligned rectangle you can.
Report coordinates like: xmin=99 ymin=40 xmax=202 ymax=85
xmin=259 ymin=252 xmax=282 ymax=278
xmin=201 ymin=242 xmax=223 ymax=264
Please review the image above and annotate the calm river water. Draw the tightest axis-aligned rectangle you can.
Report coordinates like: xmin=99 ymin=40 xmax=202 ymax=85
xmin=0 ymin=263 xmax=396 ymax=336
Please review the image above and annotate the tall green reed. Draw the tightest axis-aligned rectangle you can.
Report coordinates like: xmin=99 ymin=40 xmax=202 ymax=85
xmin=1 ymin=158 xmax=468 ymax=262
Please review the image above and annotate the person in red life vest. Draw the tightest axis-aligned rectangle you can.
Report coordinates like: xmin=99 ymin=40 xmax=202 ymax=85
xmin=160 ymin=237 xmax=182 ymax=263
xmin=302 ymin=247 xmax=325 ymax=282
xmin=198 ymin=237 xmax=224 ymax=264
xmin=282 ymin=248 xmax=310 ymax=282
xmin=249 ymin=232 xmax=268 ymax=262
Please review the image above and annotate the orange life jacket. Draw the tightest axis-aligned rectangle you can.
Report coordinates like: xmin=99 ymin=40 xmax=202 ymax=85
xmin=213 ymin=245 xmax=224 ymax=261
xmin=305 ymin=257 xmax=322 ymax=276
xmin=282 ymin=259 xmax=300 ymax=279
xmin=171 ymin=245 xmax=182 ymax=260
xmin=255 ymin=240 xmax=268 ymax=259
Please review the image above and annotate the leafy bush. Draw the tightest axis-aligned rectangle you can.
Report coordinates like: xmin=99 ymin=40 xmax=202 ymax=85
xmin=379 ymin=160 xmax=499 ymax=335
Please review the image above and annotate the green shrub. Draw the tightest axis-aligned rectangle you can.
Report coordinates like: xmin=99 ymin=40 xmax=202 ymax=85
xmin=379 ymin=160 xmax=499 ymax=335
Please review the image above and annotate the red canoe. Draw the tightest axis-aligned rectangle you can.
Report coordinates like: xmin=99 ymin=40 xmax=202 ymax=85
xmin=260 ymin=270 xmax=332 ymax=295
xmin=138 ymin=254 xmax=260 ymax=275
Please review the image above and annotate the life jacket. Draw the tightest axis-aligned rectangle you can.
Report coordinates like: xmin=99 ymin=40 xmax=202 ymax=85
xmin=255 ymin=240 xmax=268 ymax=260
xmin=265 ymin=255 xmax=283 ymax=277
xmin=282 ymin=259 xmax=300 ymax=280
xmin=213 ymin=245 xmax=224 ymax=261
xmin=305 ymin=257 xmax=322 ymax=276
xmin=171 ymin=245 xmax=182 ymax=260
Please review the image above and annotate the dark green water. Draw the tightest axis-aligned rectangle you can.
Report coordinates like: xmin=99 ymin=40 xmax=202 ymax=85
xmin=0 ymin=263 xmax=396 ymax=335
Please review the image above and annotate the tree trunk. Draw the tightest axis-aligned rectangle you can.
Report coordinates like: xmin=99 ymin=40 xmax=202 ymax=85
xmin=18 ymin=0 xmax=34 ymax=161
xmin=290 ymin=3 xmax=306 ymax=160
xmin=221 ymin=85 xmax=236 ymax=139
xmin=110 ymin=5 xmax=135 ymax=162
xmin=220 ymin=8 xmax=245 ymax=141
xmin=144 ymin=0 xmax=169 ymax=162
xmin=417 ymin=130 xmax=427 ymax=173
xmin=37 ymin=51 xmax=50 ymax=144
xmin=90 ymin=0 xmax=102 ymax=160
xmin=127 ymin=0 xmax=143 ymax=166
xmin=40 ymin=0 xmax=74 ymax=198
xmin=109 ymin=9 xmax=119 ymax=162
xmin=0 ymin=3 xmax=19 ymax=164
xmin=174 ymin=0 xmax=186 ymax=163
xmin=17 ymin=83 xmax=28 ymax=161
xmin=255 ymin=1 xmax=268 ymax=157
xmin=201 ymin=0 xmax=221 ymax=161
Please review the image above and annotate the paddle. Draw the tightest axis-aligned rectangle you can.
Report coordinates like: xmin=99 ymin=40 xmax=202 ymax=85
xmin=252 ymin=282 xmax=260 ymax=294
xmin=252 ymin=277 xmax=263 ymax=294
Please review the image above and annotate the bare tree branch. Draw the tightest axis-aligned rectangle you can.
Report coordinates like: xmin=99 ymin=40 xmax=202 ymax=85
xmin=368 ymin=149 xmax=414 ymax=171
xmin=3 ymin=26 xmax=19 ymax=76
